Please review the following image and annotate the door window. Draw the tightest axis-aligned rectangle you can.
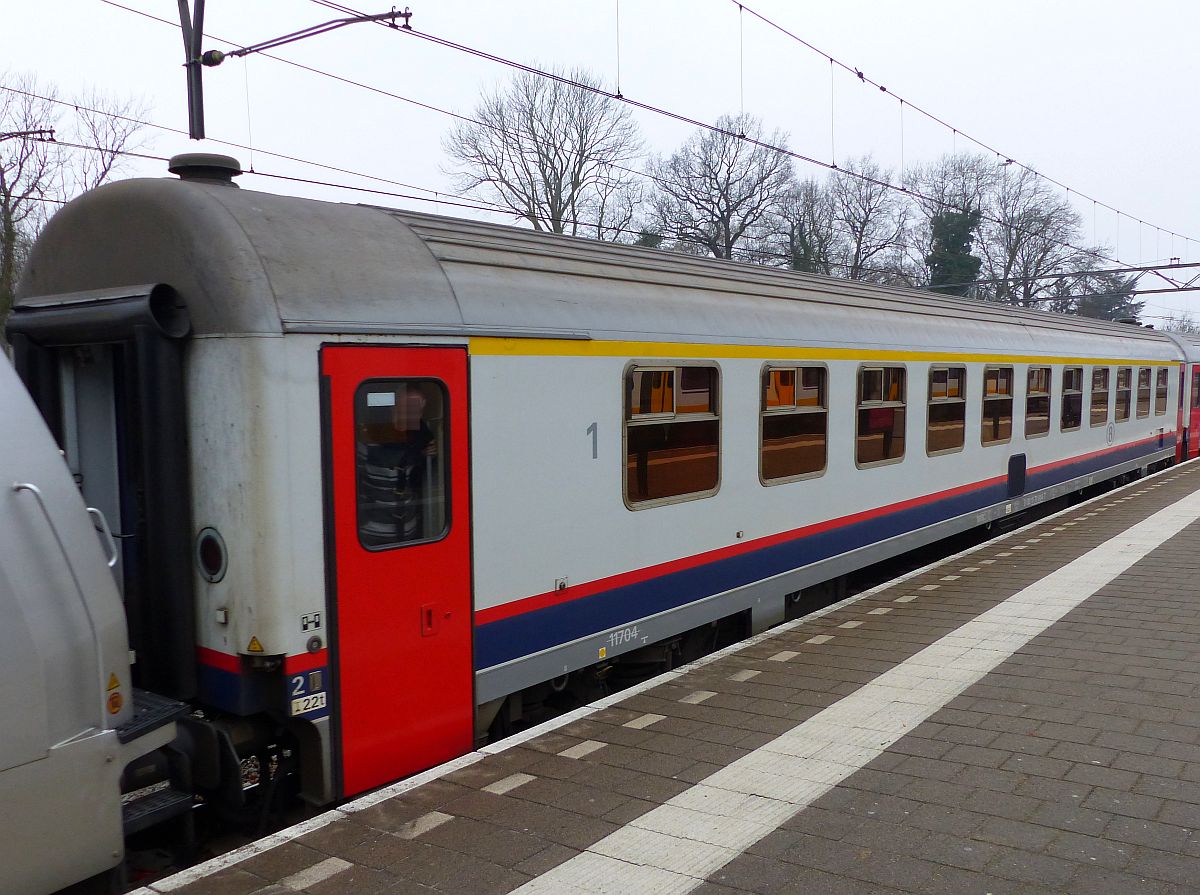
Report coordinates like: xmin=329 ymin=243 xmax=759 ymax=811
xmin=354 ymin=380 xmax=449 ymax=548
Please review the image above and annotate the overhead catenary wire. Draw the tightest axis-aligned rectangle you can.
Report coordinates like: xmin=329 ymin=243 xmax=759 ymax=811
xmin=726 ymin=0 xmax=1195 ymax=253
xmin=0 ymin=81 xmax=477 ymax=204
xmin=57 ymin=2 xmax=1200 ymax=302
xmin=304 ymin=0 xmax=1169 ymax=283
xmin=106 ymin=0 xmax=1181 ymax=289
xmin=33 ymin=131 xmax=1194 ymax=308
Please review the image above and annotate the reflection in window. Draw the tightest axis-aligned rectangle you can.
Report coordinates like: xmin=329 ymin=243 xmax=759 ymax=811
xmin=762 ymin=367 xmax=827 ymax=481
xmin=1136 ymin=368 xmax=1151 ymax=418
xmin=1155 ymin=368 xmax=1168 ymax=415
xmin=355 ymin=380 xmax=448 ymax=549
xmin=857 ymin=366 xmax=906 ymax=465
xmin=1115 ymin=367 xmax=1132 ymax=422
xmin=626 ymin=365 xmax=719 ymax=504
xmin=1091 ymin=367 xmax=1110 ymax=427
xmin=1062 ymin=366 xmax=1083 ymax=431
xmin=982 ymin=367 xmax=1014 ymax=445
xmin=1025 ymin=367 xmax=1051 ymax=438
xmin=927 ymin=366 xmax=966 ymax=454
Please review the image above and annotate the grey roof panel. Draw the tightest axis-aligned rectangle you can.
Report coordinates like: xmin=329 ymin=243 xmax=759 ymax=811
xmin=14 ymin=177 xmax=1181 ymax=361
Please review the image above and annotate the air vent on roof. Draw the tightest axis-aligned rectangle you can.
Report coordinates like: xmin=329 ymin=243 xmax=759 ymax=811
xmin=168 ymin=153 xmax=243 ymax=187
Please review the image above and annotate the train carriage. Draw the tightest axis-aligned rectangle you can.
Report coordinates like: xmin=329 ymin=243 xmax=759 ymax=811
xmin=6 ymin=154 xmax=1187 ymax=830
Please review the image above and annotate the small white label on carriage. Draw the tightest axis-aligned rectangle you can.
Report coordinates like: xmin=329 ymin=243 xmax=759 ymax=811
xmin=367 ymin=392 xmax=396 ymax=407
xmin=291 ymin=692 xmax=327 ymax=716
xmin=301 ymin=612 xmax=322 ymax=632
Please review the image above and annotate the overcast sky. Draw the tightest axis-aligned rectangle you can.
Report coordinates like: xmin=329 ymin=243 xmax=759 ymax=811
xmin=7 ymin=1 xmax=1200 ymax=323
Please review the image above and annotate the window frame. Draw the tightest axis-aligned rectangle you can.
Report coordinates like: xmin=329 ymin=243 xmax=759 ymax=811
xmin=981 ymin=365 xmax=1015 ymax=447
xmin=1024 ymin=365 xmax=1052 ymax=439
xmin=1135 ymin=367 xmax=1152 ymax=419
xmin=759 ymin=363 xmax=829 ymax=485
xmin=1090 ymin=367 xmax=1111 ymax=428
xmin=1115 ymin=366 xmax=1133 ymax=422
xmin=353 ymin=377 xmax=452 ymax=552
xmin=855 ymin=363 xmax=907 ymax=469
xmin=1061 ymin=366 xmax=1084 ymax=432
xmin=622 ymin=361 xmax=722 ymax=510
xmin=926 ymin=365 xmax=967 ymax=457
xmin=1155 ymin=367 xmax=1169 ymax=416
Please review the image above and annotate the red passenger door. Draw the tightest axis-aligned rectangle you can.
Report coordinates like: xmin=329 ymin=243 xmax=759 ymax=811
xmin=321 ymin=346 xmax=472 ymax=797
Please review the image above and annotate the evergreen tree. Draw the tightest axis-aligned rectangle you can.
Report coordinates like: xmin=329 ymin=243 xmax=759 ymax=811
xmin=925 ymin=208 xmax=982 ymax=295
xmin=1072 ymin=272 xmax=1143 ymax=322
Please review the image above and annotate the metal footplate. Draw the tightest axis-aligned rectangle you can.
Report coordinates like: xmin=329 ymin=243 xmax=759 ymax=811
xmin=116 ymin=688 xmax=187 ymax=744
xmin=122 ymin=786 xmax=193 ymax=835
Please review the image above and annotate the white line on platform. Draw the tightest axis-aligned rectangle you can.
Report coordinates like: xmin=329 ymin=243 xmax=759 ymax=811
xmin=559 ymin=740 xmax=606 ymax=759
xmin=624 ymin=713 xmax=667 ymax=729
xmin=484 ymin=773 xmax=536 ymax=795
xmin=279 ymin=856 xmax=351 ymax=890
xmin=505 ymin=487 xmax=1200 ymax=895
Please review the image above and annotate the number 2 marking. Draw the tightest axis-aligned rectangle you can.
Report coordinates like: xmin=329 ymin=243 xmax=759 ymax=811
xmin=587 ymin=422 xmax=598 ymax=459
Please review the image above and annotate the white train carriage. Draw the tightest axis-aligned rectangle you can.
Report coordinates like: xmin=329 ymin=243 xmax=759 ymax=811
xmin=7 ymin=154 xmax=1183 ymax=811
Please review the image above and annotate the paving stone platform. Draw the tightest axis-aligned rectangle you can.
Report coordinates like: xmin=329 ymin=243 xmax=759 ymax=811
xmin=135 ymin=461 xmax=1200 ymax=895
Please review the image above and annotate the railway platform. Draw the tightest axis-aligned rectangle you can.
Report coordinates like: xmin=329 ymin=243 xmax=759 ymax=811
xmin=132 ymin=461 xmax=1200 ymax=895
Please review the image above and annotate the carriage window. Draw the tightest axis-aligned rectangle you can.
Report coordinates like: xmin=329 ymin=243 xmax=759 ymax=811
xmin=1115 ymin=367 xmax=1132 ymax=422
xmin=354 ymin=380 xmax=449 ymax=549
xmin=761 ymin=366 xmax=827 ymax=482
xmin=1136 ymin=368 xmax=1151 ymax=418
xmin=857 ymin=366 xmax=906 ymax=466
xmin=927 ymin=366 xmax=966 ymax=454
xmin=1026 ymin=366 xmax=1051 ymax=438
xmin=1061 ymin=366 xmax=1083 ymax=431
xmin=1091 ymin=367 xmax=1110 ymax=427
xmin=982 ymin=366 xmax=1013 ymax=445
xmin=1155 ymin=368 xmax=1169 ymax=415
xmin=626 ymin=365 xmax=719 ymax=505
xmin=1193 ymin=369 xmax=1200 ymax=411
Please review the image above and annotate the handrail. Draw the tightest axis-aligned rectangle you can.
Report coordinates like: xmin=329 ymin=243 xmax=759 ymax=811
xmin=13 ymin=482 xmax=108 ymax=727
xmin=87 ymin=506 xmax=120 ymax=569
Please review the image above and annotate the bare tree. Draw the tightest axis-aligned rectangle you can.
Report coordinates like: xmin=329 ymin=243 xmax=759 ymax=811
xmin=444 ymin=68 xmax=643 ymax=237
xmin=0 ymin=79 xmax=56 ymax=324
xmin=905 ymin=152 xmax=997 ymax=288
xmin=828 ymin=155 xmax=909 ymax=281
xmin=648 ymin=114 xmax=794 ymax=261
xmin=1 ymin=75 xmax=146 ymax=327
xmin=978 ymin=166 xmax=1086 ymax=307
xmin=771 ymin=178 xmax=839 ymax=274
xmin=1162 ymin=310 xmax=1200 ymax=334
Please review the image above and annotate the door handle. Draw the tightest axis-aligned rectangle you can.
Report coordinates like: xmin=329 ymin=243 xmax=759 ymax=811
xmin=420 ymin=602 xmax=439 ymax=637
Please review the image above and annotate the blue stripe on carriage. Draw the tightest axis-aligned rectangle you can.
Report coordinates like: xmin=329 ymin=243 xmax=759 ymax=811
xmin=474 ymin=436 xmax=1172 ymax=671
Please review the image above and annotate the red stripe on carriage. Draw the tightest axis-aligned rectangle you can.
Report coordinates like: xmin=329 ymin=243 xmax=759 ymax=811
xmin=475 ymin=433 xmax=1169 ymax=627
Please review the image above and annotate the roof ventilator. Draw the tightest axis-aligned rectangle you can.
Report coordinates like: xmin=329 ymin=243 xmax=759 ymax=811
xmin=168 ymin=153 xmax=243 ymax=187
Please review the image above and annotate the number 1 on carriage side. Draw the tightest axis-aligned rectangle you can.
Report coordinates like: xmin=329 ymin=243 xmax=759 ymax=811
xmin=587 ymin=421 xmax=598 ymax=459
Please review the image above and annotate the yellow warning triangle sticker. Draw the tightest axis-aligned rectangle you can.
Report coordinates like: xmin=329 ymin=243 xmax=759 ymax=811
xmin=106 ymin=673 xmax=120 ymax=692
xmin=247 ymin=636 xmax=264 ymax=653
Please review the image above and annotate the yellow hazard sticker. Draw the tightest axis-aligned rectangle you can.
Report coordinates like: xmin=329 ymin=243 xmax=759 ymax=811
xmin=598 ymin=646 xmax=607 ymax=660
xmin=247 ymin=636 xmax=264 ymax=653
xmin=106 ymin=673 xmax=120 ymax=692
